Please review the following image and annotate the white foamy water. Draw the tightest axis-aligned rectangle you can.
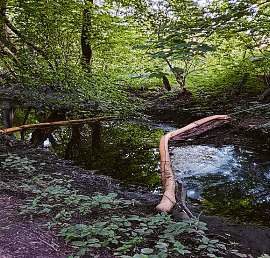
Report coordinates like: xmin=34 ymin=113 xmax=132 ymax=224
xmin=171 ymin=145 xmax=241 ymax=179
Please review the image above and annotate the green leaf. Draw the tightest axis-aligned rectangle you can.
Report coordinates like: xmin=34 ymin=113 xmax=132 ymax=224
xmin=133 ymin=255 xmax=149 ymax=258
xmin=141 ymin=248 xmax=154 ymax=254
xmin=72 ymin=241 xmax=87 ymax=247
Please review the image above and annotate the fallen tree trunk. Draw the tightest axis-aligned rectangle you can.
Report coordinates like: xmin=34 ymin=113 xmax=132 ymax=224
xmin=156 ymin=115 xmax=231 ymax=214
xmin=0 ymin=116 xmax=114 ymax=134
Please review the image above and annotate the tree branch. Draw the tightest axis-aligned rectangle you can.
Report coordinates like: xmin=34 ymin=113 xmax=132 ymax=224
xmin=0 ymin=39 xmax=19 ymax=64
xmin=2 ymin=15 xmax=55 ymax=70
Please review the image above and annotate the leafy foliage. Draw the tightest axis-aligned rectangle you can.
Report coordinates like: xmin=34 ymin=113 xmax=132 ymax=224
xmin=22 ymin=179 xmax=230 ymax=258
xmin=1 ymin=0 xmax=269 ymax=105
xmin=17 ymin=170 xmax=243 ymax=258
xmin=0 ymin=153 xmax=37 ymax=174
xmin=61 ymin=214 xmax=216 ymax=257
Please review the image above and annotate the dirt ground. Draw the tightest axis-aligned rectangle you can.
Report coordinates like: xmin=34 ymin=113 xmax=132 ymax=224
xmin=0 ymin=195 xmax=71 ymax=258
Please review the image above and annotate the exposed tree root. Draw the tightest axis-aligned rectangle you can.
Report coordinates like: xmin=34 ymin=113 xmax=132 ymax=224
xmin=156 ymin=115 xmax=231 ymax=214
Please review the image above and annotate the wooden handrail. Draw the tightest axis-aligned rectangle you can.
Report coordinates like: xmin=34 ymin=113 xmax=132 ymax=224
xmin=0 ymin=116 xmax=115 ymax=134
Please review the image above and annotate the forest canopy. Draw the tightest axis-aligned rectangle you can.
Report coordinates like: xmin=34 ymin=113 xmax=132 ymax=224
xmin=0 ymin=0 xmax=269 ymax=109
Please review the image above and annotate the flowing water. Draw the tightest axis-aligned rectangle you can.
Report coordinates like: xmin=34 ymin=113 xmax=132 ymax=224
xmin=16 ymin=119 xmax=270 ymax=225
xmin=171 ymin=144 xmax=270 ymax=223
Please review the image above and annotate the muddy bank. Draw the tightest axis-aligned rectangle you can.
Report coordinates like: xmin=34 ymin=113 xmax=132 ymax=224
xmin=0 ymin=135 xmax=158 ymax=204
xmin=137 ymin=89 xmax=270 ymax=138
xmin=0 ymin=135 xmax=270 ymax=257
xmin=202 ymin=215 xmax=270 ymax=257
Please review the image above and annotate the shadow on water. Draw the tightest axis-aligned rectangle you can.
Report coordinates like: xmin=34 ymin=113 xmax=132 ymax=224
xmin=16 ymin=117 xmax=270 ymax=225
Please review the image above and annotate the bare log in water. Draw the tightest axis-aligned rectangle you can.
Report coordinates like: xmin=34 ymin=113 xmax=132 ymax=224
xmin=0 ymin=116 xmax=115 ymax=134
xmin=156 ymin=115 xmax=231 ymax=214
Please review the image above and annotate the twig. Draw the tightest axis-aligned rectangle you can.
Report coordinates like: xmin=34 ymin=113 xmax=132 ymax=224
xmin=37 ymin=236 xmax=60 ymax=252
xmin=175 ymin=180 xmax=194 ymax=218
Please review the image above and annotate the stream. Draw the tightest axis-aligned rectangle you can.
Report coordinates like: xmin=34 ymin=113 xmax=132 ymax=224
xmin=37 ymin=119 xmax=270 ymax=225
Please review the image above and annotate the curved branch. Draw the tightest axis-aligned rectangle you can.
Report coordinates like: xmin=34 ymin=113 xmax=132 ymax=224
xmin=156 ymin=115 xmax=231 ymax=213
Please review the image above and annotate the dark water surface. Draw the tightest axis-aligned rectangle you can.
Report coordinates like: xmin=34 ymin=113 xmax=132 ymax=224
xmin=50 ymin=121 xmax=164 ymax=187
xmin=39 ymin=120 xmax=270 ymax=225
xmin=171 ymin=144 xmax=270 ymax=224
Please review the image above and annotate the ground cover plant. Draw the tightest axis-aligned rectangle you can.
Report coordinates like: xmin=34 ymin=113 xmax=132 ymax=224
xmin=20 ymin=179 xmax=239 ymax=258
xmin=0 ymin=149 xmax=252 ymax=258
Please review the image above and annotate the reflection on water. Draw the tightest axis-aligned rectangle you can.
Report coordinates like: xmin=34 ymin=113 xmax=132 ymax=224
xmin=39 ymin=121 xmax=270 ymax=224
xmin=171 ymin=145 xmax=270 ymax=224
xmin=51 ymin=122 xmax=163 ymax=188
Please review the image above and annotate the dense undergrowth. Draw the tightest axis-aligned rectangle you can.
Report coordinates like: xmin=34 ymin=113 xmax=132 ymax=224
xmin=0 ymin=150 xmax=258 ymax=258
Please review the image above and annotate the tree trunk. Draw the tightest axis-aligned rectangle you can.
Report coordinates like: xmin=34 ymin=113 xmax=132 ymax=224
xmin=65 ymin=125 xmax=82 ymax=160
xmin=1 ymin=116 xmax=113 ymax=134
xmin=0 ymin=1 xmax=17 ymax=56
xmin=174 ymin=70 xmax=185 ymax=91
xmin=0 ymin=0 xmax=15 ymax=60
xmin=259 ymin=88 xmax=270 ymax=102
xmin=81 ymin=0 xmax=93 ymax=69
xmin=262 ymin=73 xmax=270 ymax=88
xmin=238 ymin=72 xmax=249 ymax=93
xmin=1 ymin=98 xmax=14 ymax=128
xmin=92 ymin=121 xmax=101 ymax=151
xmin=156 ymin=115 xmax=231 ymax=213
xmin=162 ymin=75 xmax=171 ymax=91
xmin=164 ymin=58 xmax=186 ymax=91
xmin=30 ymin=111 xmax=66 ymax=146
xmin=0 ymin=0 xmax=7 ymax=44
